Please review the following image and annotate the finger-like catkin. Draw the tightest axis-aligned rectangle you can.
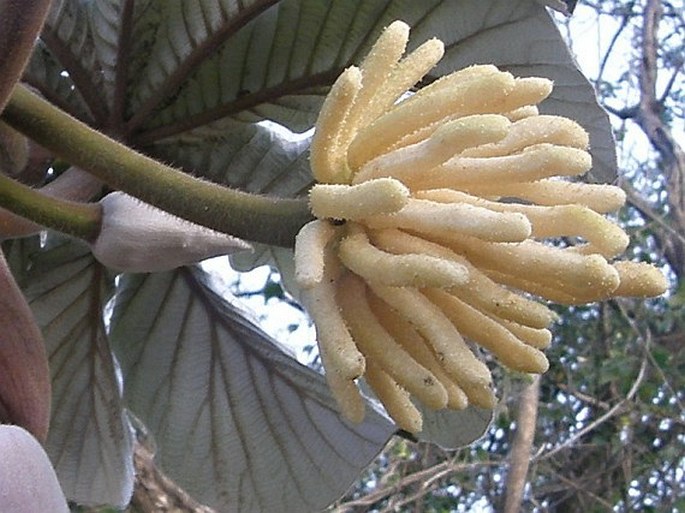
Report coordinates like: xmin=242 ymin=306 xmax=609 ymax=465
xmin=336 ymin=21 xmax=410 ymax=153
xmin=433 ymin=235 xmax=621 ymax=301
xmin=357 ymin=37 xmax=445 ymax=128
xmin=365 ymin=199 xmax=531 ymax=242
xmin=613 ymin=261 xmax=669 ymax=297
xmin=369 ymin=293 xmax=469 ymax=409
xmin=370 ymin=228 xmax=557 ymax=328
xmin=416 ymin=144 xmax=591 ymax=189
xmin=367 ymin=282 xmax=494 ymax=407
xmin=353 ymin=114 xmax=510 ymax=185
xmin=347 ymin=70 xmax=517 ymax=168
xmin=365 ymin=361 xmax=423 ymax=433
xmin=416 ymin=189 xmax=629 ymax=258
xmin=425 ymin=289 xmax=549 ymax=373
xmin=323 ymin=370 xmax=366 ymax=424
xmin=337 ymin=273 xmax=449 ymax=410
xmin=309 ymin=67 xmax=362 ymax=183
xmin=457 ymin=179 xmax=626 ymax=214
xmin=309 ymin=178 xmax=409 ymax=220
xmin=460 ymin=115 xmax=589 ymax=158
xmin=495 ymin=318 xmax=553 ymax=350
xmin=300 ymin=251 xmax=365 ymax=380
xmin=338 ymin=228 xmax=468 ymax=288
xmin=294 ymin=220 xmax=339 ymax=289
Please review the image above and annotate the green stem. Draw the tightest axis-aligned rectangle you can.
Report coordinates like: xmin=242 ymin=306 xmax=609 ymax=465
xmin=0 ymin=173 xmax=102 ymax=241
xmin=2 ymin=84 xmax=314 ymax=247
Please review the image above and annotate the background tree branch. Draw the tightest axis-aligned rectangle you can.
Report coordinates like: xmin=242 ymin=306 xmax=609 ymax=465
xmin=502 ymin=376 xmax=541 ymax=513
xmin=635 ymin=0 xmax=685 ymax=277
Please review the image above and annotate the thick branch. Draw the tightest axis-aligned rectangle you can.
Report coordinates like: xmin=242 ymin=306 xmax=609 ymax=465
xmin=503 ymin=376 xmax=541 ymax=513
xmin=637 ymin=0 xmax=685 ymax=170
xmin=634 ymin=0 xmax=685 ymax=276
xmin=2 ymin=84 xmax=313 ymax=247
xmin=639 ymin=0 xmax=660 ymax=102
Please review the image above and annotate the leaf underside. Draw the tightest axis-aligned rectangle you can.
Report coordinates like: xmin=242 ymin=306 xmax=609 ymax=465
xmin=5 ymin=236 xmax=134 ymax=508
xmin=109 ymin=267 xmax=394 ymax=512
xmin=30 ymin=0 xmax=614 ymax=195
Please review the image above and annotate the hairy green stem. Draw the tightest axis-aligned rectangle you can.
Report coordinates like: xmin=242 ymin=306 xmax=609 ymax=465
xmin=2 ymin=85 xmax=314 ymax=247
xmin=0 ymin=173 xmax=102 ymax=241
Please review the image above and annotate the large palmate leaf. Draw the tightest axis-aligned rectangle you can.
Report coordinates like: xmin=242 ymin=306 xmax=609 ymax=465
xmin=109 ymin=267 xmax=395 ymax=513
xmin=39 ymin=0 xmax=110 ymax=123
xmin=154 ymin=119 xmax=313 ymax=197
xmin=122 ymin=0 xmax=614 ymax=179
xmin=6 ymin=236 xmax=134 ymax=508
xmin=23 ymin=40 xmax=93 ymax=123
xmin=417 ymin=407 xmax=493 ymax=450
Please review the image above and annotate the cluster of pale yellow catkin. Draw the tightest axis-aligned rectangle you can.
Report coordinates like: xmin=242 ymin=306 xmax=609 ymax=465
xmin=294 ymin=21 xmax=668 ymax=433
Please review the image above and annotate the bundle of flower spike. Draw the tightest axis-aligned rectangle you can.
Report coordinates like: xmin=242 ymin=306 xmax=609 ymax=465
xmin=294 ymin=21 xmax=668 ymax=433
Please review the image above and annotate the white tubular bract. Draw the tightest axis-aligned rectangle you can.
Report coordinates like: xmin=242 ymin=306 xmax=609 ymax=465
xmin=296 ymin=21 xmax=667 ymax=431
xmin=92 ymin=192 xmax=251 ymax=273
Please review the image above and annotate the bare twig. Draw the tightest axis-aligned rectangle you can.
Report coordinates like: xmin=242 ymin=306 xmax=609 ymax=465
xmin=548 ymin=468 xmax=615 ymax=509
xmin=620 ymin=178 xmax=685 ymax=246
xmin=597 ymin=8 xmax=634 ymax=85
xmin=556 ymin=382 xmax=611 ymax=410
xmin=333 ymin=460 xmax=499 ymax=512
xmin=658 ymin=59 xmax=683 ymax=104
xmin=379 ymin=482 xmax=438 ymax=513
xmin=534 ymin=357 xmax=648 ymax=463
xmin=615 ymin=300 xmax=685 ymax=414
